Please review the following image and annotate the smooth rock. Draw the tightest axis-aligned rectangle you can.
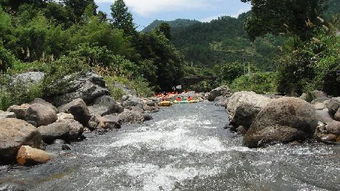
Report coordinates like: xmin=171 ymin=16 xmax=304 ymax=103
xmin=244 ymin=97 xmax=317 ymax=148
xmin=31 ymin=98 xmax=58 ymax=113
xmin=315 ymin=109 xmax=334 ymax=123
xmin=0 ymin=119 xmax=42 ymax=164
xmin=208 ymin=85 xmax=231 ymax=101
xmin=326 ymin=98 xmax=340 ymax=117
xmin=26 ymin=103 xmax=58 ymax=127
xmin=320 ymin=134 xmax=337 ymax=142
xmin=16 ymin=145 xmax=51 ymax=166
xmin=58 ymin=99 xmax=91 ymax=126
xmin=326 ymin=121 xmax=340 ymax=135
xmin=226 ymin=91 xmax=271 ymax=130
xmin=314 ymin=102 xmax=326 ymax=110
xmin=88 ymin=115 xmax=121 ymax=130
xmin=121 ymin=95 xmax=144 ymax=109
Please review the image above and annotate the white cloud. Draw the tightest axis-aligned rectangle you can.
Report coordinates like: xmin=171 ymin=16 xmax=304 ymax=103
xmin=95 ymin=0 xmax=211 ymax=16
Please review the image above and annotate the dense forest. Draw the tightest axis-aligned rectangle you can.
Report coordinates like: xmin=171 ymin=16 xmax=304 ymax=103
xmin=144 ymin=0 xmax=340 ymax=94
xmin=0 ymin=0 xmax=339 ymax=110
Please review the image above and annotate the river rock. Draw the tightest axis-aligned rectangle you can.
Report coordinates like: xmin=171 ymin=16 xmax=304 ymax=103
xmin=326 ymin=98 xmax=340 ymax=117
xmin=334 ymin=108 xmax=340 ymax=121
xmin=0 ymin=119 xmax=42 ymax=164
xmin=16 ymin=145 xmax=51 ymax=166
xmin=88 ymin=115 xmax=121 ymax=130
xmin=325 ymin=121 xmax=340 ymax=135
xmin=315 ymin=109 xmax=334 ymax=123
xmin=58 ymin=99 xmax=91 ymax=126
xmin=31 ymin=98 xmax=58 ymax=113
xmin=208 ymin=85 xmax=231 ymax=101
xmin=320 ymin=134 xmax=337 ymax=142
xmin=51 ymin=72 xmax=109 ymax=106
xmin=88 ymin=95 xmax=123 ymax=116
xmin=121 ymin=95 xmax=144 ymax=109
xmin=118 ymin=109 xmax=145 ymax=124
xmin=226 ymin=91 xmax=271 ymax=130
xmin=0 ymin=110 xmax=15 ymax=119
xmin=7 ymin=104 xmax=30 ymax=119
xmin=26 ymin=103 xmax=58 ymax=127
xmin=244 ymin=97 xmax=318 ymax=148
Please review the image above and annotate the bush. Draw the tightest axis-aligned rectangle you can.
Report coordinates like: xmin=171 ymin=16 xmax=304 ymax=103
xmin=231 ymin=72 xmax=278 ymax=94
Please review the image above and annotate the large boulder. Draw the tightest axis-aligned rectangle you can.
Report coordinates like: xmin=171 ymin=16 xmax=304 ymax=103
xmin=88 ymin=115 xmax=121 ymax=130
xmin=26 ymin=103 xmax=58 ymax=127
xmin=12 ymin=72 xmax=44 ymax=86
xmin=326 ymin=98 xmax=340 ymax=117
xmin=226 ymin=91 xmax=271 ymax=130
xmin=16 ymin=145 xmax=51 ymax=166
xmin=58 ymin=99 xmax=91 ymax=126
xmin=244 ymin=97 xmax=318 ymax=148
xmin=0 ymin=119 xmax=42 ymax=164
xmin=7 ymin=104 xmax=30 ymax=120
xmin=335 ymin=108 xmax=340 ymax=121
xmin=325 ymin=121 xmax=340 ymax=135
xmin=118 ymin=109 xmax=145 ymax=124
xmin=88 ymin=95 xmax=123 ymax=116
xmin=51 ymin=72 xmax=109 ymax=106
xmin=208 ymin=85 xmax=231 ymax=101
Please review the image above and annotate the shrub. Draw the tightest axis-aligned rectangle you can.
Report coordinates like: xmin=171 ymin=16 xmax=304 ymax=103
xmin=231 ymin=72 xmax=278 ymax=94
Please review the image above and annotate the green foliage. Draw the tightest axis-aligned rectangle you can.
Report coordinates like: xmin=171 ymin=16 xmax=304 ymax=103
xmin=0 ymin=74 xmax=43 ymax=110
xmin=110 ymin=0 xmax=136 ymax=36
xmin=63 ymin=0 xmax=97 ymax=23
xmin=231 ymin=72 xmax=278 ymax=94
xmin=241 ymin=0 xmax=326 ymax=41
xmin=0 ymin=43 xmax=17 ymax=72
xmin=214 ymin=62 xmax=245 ymax=84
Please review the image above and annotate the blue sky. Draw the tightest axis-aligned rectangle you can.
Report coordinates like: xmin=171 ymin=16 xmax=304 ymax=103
xmin=95 ymin=0 xmax=251 ymax=30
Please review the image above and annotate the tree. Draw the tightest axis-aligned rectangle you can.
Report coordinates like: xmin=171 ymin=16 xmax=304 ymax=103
xmin=110 ymin=0 xmax=136 ymax=36
xmin=241 ymin=0 xmax=327 ymax=41
xmin=156 ymin=22 xmax=171 ymax=40
xmin=63 ymin=0 xmax=97 ymax=23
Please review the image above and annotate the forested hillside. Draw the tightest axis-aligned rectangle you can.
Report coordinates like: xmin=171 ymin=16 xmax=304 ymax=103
xmin=142 ymin=19 xmax=199 ymax=33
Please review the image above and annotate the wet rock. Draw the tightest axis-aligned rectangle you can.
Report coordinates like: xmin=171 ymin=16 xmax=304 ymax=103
xmin=325 ymin=121 xmax=340 ymax=135
xmin=320 ymin=134 xmax=337 ymax=142
xmin=226 ymin=91 xmax=271 ymax=130
xmin=62 ymin=144 xmax=71 ymax=150
xmin=7 ymin=104 xmax=30 ymax=119
xmin=16 ymin=145 xmax=51 ymax=166
xmin=208 ymin=85 xmax=231 ymax=101
xmin=88 ymin=115 xmax=121 ymax=130
xmin=244 ymin=97 xmax=317 ymax=148
xmin=26 ymin=103 xmax=58 ymax=127
xmin=38 ymin=119 xmax=83 ymax=144
xmin=0 ymin=110 xmax=15 ymax=119
xmin=143 ymin=114 xmax=153 ymax=121
xmin=0 ymin=119 xmax=42 ymax=164
xmin=88 ymin=95 xmax=123 ymax=116
xmin=118 ymin=109 xmax=144 ymax=124
xmin=51 ymin=72 xmax=109 ymax=106
xmin=58 ymin=99 xmax=91 ymax=126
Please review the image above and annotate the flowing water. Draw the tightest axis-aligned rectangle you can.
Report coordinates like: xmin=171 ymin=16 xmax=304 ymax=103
xmin=1 ymin=102 xmax=340 ymax=191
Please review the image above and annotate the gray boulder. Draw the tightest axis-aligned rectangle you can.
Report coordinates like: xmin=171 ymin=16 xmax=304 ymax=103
xmin=118 ymin=109 xmax=145 ymax=124
xmin=88 ymin=95 xmax=123 ymax=116
xmin=88 ymin=115 xmax=121 ymax=130
xmin=51 ymin=72 xmax=109 ymax=106
xmin=208 ymin=85 xmax=231 ymax=101
xmin=26 ymin=103 xmax=58 ymax=127
xmin=326 ymin=98 xmax=340 ymax=117
xmin=58 ymin=99 xmax=91 ymax=126
xmin=244 ymin=97 xmax=318 ymax=148
xmin=325 ymin=121 xmax=340 ymax=135
xmin=226 ymin=91 xmax=271 ymax=130
xmin=7 ymin=104 xmax=30 ymax=120
xmin=335 ymin=108 xmax=340 ymax=121
xmin=121 ymin=95 xmax=144 ymax=109
xmin=0 ymin=118 xmax=42 ymax=164
xmin=12 ymin=72 xmax=44 ymax=86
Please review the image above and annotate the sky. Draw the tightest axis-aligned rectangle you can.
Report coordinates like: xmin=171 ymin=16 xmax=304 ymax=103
xmin=95 ymin=0 xmax=251 ymax=30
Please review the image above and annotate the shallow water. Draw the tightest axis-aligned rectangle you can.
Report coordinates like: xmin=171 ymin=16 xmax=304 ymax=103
xmin=1 ymin=102 xmax=340 ymax=191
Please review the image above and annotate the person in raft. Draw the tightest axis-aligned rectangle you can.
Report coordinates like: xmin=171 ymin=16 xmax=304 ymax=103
xmin=176 ymin=97 xmax=182 ymax=101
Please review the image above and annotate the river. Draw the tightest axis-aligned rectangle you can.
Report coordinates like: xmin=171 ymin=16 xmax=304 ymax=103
xmin=0 ymin=102 xmax=340 ymax=191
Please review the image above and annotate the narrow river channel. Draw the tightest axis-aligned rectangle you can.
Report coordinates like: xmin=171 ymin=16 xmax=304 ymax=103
xmin=1 ymin=102 xmax=340 ymax=191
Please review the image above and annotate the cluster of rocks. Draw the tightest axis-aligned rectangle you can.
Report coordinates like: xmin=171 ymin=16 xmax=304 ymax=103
xmin=0 ymin=72 xmax=159 ymax=166
xmin=209 ymin=86 xmax=340 ymax=148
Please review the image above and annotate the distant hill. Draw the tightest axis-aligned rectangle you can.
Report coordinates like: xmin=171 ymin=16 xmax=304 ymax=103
xmin=142 ymin=19 xmax=200 ymax=32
